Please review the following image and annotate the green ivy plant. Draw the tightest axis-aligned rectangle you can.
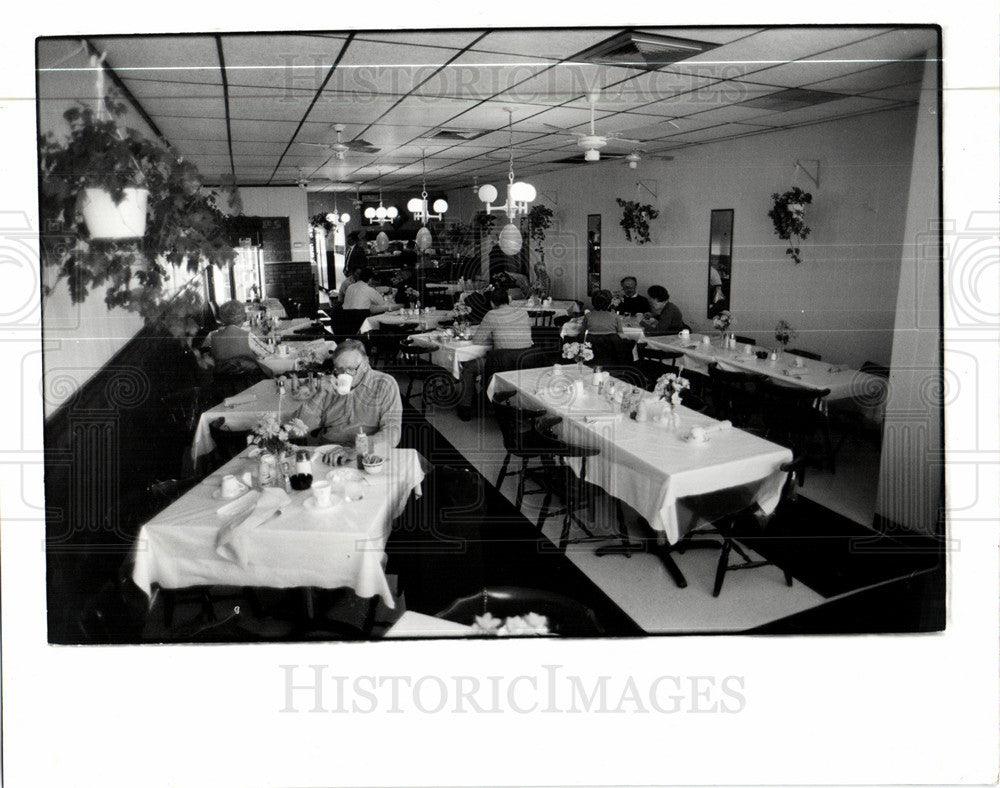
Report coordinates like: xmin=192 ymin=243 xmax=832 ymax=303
xmin=39 ymin=95 xmax=236 ymax=326
xmin=767 ymin=187 xmax=813 ymax=264
xmin=616 ymin=198 xmax=659 ymax=244
xmin=309 ymin=212 xmax=336 ymax=234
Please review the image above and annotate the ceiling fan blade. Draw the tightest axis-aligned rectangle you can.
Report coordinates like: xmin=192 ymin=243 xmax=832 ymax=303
xmin=543 ymin=123 xmax=586 ymax=137
xmin=347 ymin=139 xmax=380 ymax=152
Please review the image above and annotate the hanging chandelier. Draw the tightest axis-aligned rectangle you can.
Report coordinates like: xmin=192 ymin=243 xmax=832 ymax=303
xmin=325 ymin=194 xmax=351 ymax=228
xmin=364 ymin=178 xmax=398 ymax=226
xmin=407 ymin=151 xmax=449 ymax=251
xmin=478 ymin=108 xmax=536 ymax=255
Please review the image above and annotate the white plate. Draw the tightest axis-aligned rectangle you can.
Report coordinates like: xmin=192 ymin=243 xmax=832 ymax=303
xmin=303 ymin=497 xmax=337 ymax=510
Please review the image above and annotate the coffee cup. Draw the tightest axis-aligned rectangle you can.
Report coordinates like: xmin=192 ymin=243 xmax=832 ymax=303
xmin=220 ymin=474 xmax=243 ymax=498
xmin=679 ymin=329 xmax=690 ymax=339
xmin=701 ymin=334 xmax=711 ymax=344
xmin=794 ymin=356 xmax=805 ymax=368
xmin=743 ymin=344 xmax=753 ymax=355
xmin=311 ymin=480 xmax=332 ymax=508
xmin=333 ymin=373 xmax=353 ymax=395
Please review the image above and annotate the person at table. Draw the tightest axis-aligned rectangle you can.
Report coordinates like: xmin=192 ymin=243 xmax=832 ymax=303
xmin=582 ymin=290 xmax=625 ymax=337
xmin=462 ymin=289 xmax=492 ymax=323
xmin=616 ymin=276 xmax=651 ymax=315
xmin=641 ymin=285 xmax=686 ymax=336
xmin=343 ymin=231 xmax=368 ymax=275
xmin=294 ymin=339 xmax=402 ymax=449
xmin=337 ymin=265 xmax=364 ymax=305
xmin=531 ymin=262 xmax=552 ymax=300
xmin=200 ymin=299 xmax=272 ymax=374
xmin=398 ymin=239 xmax=420 ymax=269
xmin=342 ymin=268 xmax=400 ymax=314
xmin=457 ymin=287 xmax=533 ymax=421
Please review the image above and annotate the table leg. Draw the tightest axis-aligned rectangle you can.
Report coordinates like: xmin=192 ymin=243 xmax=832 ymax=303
xmin=594 ymin=500 xmax=645 ymax=558
xmin=651 ymin=542 xmax=689 ymax=589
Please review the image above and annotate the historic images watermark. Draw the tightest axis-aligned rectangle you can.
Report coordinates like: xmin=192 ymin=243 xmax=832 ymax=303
xmin=279 ymin=663 xmax=746 ymax=714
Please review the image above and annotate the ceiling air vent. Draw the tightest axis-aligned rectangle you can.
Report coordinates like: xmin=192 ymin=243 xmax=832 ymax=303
xmin=738 ymin=88 xmax=844 ymax=111
xmin=423 ymin=128 xmax=489 ymax=141
xmin=574 ymin=31 xmax=718 ymax=70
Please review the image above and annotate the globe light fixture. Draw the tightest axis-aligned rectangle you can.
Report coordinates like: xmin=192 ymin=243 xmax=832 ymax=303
xmin=366 ymin=180 xmax=397 ymax=226
xmin=408 ymin=151 xmax=449 ymax=251
xmin=477 ymin=109 xmax=536 ymax=256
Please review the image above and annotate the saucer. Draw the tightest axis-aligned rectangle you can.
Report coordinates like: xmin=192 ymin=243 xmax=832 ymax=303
xmin=213 ymin=482 xmax=249 ymax=499
xmin=682 ymin=435 xmax=710 ymax=446
xmin=303 ymin=497 xmax=336 ymax=510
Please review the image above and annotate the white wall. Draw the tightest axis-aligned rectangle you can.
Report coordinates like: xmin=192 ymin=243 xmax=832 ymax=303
xmin=449 ymin=106 xmax=920 ymax=369
xmin=39 ymin=40 xmax=155 ymax=417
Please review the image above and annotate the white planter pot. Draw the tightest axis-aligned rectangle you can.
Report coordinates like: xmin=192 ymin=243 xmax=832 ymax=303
xmin=80 ymin=187 xmax=149 ymax=239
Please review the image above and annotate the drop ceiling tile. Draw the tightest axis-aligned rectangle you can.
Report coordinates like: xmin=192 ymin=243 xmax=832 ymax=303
xmin=151 ymin=116 xmax=228 ymax=141
xmin=377 ymin=96 xmax=483 ymax=128
xmin=119 ymin=77 xmax=222 ymax=100
xmin=747 ymin=28 xmax=937 ymax=88
xmin=354 ymin=31 xmax=484 ymax=49
xmin=802 ymin=59 xmax=927 ymax=94
xmin=741 ymin=94 xmax=900 ymax=127
xmin=472 ymin=29 xmax=619 ymax=59
xmin=655 ymin=122 xmax=766 ymax=143
xmin=220 ymin=34 xmax=350 ymax=89
xmin=305 ymin=94 xmax=406 ymax=124
xmin=90 ymin=35 xmax=222 ymax=84
xmin=412 ymin=50 xmax=552 ymax=99
xmin=229 ymin=118 xmax=300 ymax=142
xmin=633 ymin=80 xmax=782 ymax=118
xmin=665 ymin=27 xmax=889 ymax=80
xmin=494 ymin=61 xmax=637 ymax=105
xmin=127 ymin=95 xmax=225 ymax=120
xmin=511 ymin=105 xmax=618 ymax=132
xmin=862 ymin=82 xmax=923 ymax=102
xmin=637 ymin=27 xmax=765 ymax=45
xmin=582 ymin=69 xmax=717 ymax=109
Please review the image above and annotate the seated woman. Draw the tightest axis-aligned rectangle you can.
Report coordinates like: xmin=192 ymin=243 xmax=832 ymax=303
xmin=200 ymin=300 xmax=268 ymax=375
xmin=582 ymin=290 xmax=625 ymax=337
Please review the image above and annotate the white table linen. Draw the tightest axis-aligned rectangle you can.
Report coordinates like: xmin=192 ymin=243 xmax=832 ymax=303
xmin=644 ymin=334 xmax=884 ymax=402
xmin=487 ymin=365 xmax=792 ymax=545
xmin=561 ymin=315 xmax=645 ymax=341
xmin=359 ymin=308 xmax=453 ymax=334
xmin=132 ymin=448 xmax=425 ymax=608
xmin=406 ymin=330 xmax=489 ymax=379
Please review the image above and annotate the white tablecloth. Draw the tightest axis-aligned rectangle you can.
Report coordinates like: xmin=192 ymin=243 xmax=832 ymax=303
xmin=644 ymin=334 xmax=884 ymax=402
xmin=257 ymin=338 xmax=337 ymax=378
xmin=192 ymin=379 xmax=314 ymax=464
xmin=487 ymin=365 xmax=792 ymax=544
xmin=561 ymin=315 xmax=645 ymax=340
xmin=359 ymin=308 xmax=454 ymax=334
xmin=132 ymin=448 xmax=425 ymax=607
xmin=406 ymin=330 xmax=489 ymax=379
xmin=509 ymin=299 xmax=579 ymax=320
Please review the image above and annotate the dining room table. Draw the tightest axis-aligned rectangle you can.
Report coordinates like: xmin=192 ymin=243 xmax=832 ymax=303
xmin=405 ymin=329 xmax=489 ymax=379
xmin=191 ymin=377 xmax=323 ymax=467
xmin=560 ymin=313 xmax=646 ymax=340
xmin=486 ymin=364 xmax=793 ymax=586
xmin=644 ymin=333 xmax=885 ymax=403
xmin=358 ymin=307 xmax=455 ymax=334
xmin=132 ymin=445 xmax=426 ymax=613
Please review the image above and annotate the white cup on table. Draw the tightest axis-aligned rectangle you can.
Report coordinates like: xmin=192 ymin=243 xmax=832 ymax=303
xmin=220 ymin=474 xmax=243 ymax=498
xmin=679 ymin=329 xmax=690 ymax=339
xmin=311 ymin=480 xmax=332 ymax=508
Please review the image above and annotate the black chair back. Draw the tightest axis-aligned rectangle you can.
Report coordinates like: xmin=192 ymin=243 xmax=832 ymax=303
xmin=331 ymin=307 xmax=371 ymax=337
xmin=733 ymin=335 xmax=756 ymax=346
xmin=208 ymin=417 xmax=252 ymax=465
xmin=707 ymin=363 xmax=762 ymax=427
xmin=636 ymin=344 xmax=683 ymax=389
xmin=527 ymin=309 xmax=555 ymax=327
xmin=587 ymin=333 xmax=635 ymax=366
xmin=756 ymin=380 xmax=831 ymax=457
xmin=786 ymin=347 xmax=822 ymax=361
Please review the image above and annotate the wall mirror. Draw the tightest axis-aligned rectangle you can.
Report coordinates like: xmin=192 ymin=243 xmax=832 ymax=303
xmin=707 ymin=209 xmax=733 ymax=318
xmin=587 ymin=214 xmax=602 ymax=294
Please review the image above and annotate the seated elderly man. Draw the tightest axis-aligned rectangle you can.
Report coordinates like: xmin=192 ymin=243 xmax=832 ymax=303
xmin=294 ymin=339 xmax=402 ymax=448
xmin=457 ymin=287 xmax=533 ymax=421
xmin=616 ymin=276 xmax=651 ymax=315
xmin=342 ymin=268 xmax=399 ymax=314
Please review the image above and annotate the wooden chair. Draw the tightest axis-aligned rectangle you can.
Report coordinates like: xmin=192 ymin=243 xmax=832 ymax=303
xmin=786 ymin=347 xmax=822 ymax=361
xmin=636 ymin=344 xmax=683 ymax=389
xmin=685 ymin=456 xmax=803 ymax=597
xmin=397 ymin=339 xmax=441 ymax=413
xmin=368 ymin=322 xmax=418 ymax=370
xmin=733 ymin=335 xmax=756 ymax=346
xmin=707 ymin=363 xmax=763 ymax=428
xmin=756 ymin=380 xmax=834 ymax=474
xmin=527 ymin=309 xmax=556 ymax=327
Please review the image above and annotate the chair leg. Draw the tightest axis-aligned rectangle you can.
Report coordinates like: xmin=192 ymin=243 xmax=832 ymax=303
xmin=496 ymin=453 xmax=511 ymax=489
xmin=713 ymin=538 xmax=734 ymax=597
xmin=558 ymin=513 xmax=572 ymax=552
xmin=162 ymin=589 xmax=176 ymax=626
xmin=536 ymin=491 xmax=552 ymax=533
xmin=515 ymin=458 xmax=528 ymax=510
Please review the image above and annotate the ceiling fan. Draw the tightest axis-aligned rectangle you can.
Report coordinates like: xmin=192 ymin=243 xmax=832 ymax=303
xmin=544 ymin=91 xmax=644 ymax=162
xmin=624 ymin=150 xmax=675 ymax=169
xmin=299 ymin=123 xmax=381 ymax=159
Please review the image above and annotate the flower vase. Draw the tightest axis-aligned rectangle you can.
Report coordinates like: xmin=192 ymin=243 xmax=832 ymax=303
xmin=576 ymin=361 xmax=585 ymax=378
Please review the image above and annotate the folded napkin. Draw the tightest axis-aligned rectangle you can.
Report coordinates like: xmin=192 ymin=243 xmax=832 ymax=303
xmin=223 ymin=392 xmax=257 ymax=408
xmin=688 ymin=420 xmax=733 ymax=442
xmin=583 ymin=412 xmax=622 ymax=424
xmin=215 ymin=486 xmax=290 ymax=568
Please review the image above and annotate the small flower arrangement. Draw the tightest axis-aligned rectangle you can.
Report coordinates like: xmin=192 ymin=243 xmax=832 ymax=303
xmin=774 ymin=320 xmax=796 ymax=347
xmin=453 ymin=301 xmax=472 ymax=319
xmin=562 ymin=341 xmax=594 ymax=364
xmin=713 ymin=310 xmax=732 ymax=332
xmin=654 ymin=372 xmax=690 ymax=407
xmin=295 ymin=345 xmax=330 ymax=372
xmin=471 ymin=612 xmax=550 ymax=636
xmin=248 ymin=414 xmax=309 ymax=455
xmin=610 ymin=291 xmax=623 ymax=309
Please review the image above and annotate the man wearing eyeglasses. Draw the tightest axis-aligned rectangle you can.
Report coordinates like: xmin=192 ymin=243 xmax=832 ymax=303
xmin=294 ymin=340 xmax=402 ymax=448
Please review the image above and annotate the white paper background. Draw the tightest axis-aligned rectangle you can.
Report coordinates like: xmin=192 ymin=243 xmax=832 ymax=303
xmin=2 ymin=2 xmax=997 ymax=786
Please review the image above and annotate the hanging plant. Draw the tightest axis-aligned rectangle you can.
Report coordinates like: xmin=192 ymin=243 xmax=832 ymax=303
xmin=767 ymin=187 xmax=813 ymax=264
xmin=39 ymin=94 xmax=236 ymax=326
xmin=527 ymin=204 xmax=554 ymax=261
xmin=309 ymin=212 xmax=335 ymax=233
xmin=616 ymin=198 xmax=659 ymax=244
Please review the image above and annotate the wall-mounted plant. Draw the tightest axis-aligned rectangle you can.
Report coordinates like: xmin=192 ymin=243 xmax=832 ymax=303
xmin=527 ymin=203 xmax=554 ymax=261
xmin=616 ymin=198 xmax=659 ymax=244
xmin=39 ymin=95 xmax=235 ymax=328
xmin=767 ymin=186 xmax=812 ymax=264
xmin=309 ymin=213 xmax=335 ymax=234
